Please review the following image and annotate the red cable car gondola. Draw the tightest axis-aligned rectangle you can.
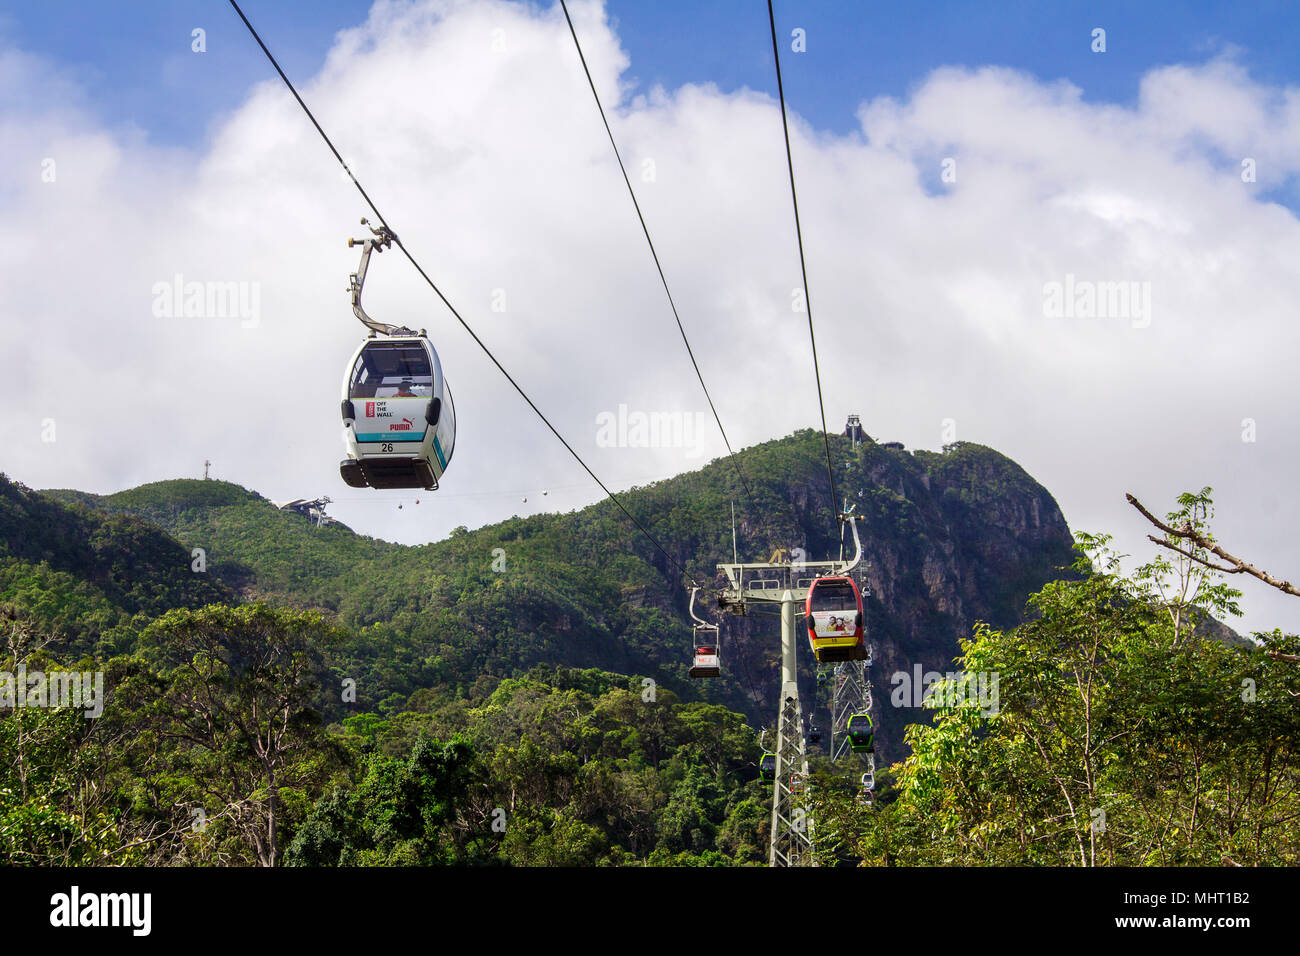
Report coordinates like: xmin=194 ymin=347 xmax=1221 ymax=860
xmin=804 ymin=575 xmax=866 ymax=663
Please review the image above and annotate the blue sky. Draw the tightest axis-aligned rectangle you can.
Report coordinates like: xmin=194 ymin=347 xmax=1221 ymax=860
xmin=8 ymin=0 xmax=1300 ymax=147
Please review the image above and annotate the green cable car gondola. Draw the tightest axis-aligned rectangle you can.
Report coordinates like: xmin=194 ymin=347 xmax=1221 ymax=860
xmin=847 ymin=713 xmax=874 ymax=753
xmin=759 ymin=752 xmax=777 ymax=784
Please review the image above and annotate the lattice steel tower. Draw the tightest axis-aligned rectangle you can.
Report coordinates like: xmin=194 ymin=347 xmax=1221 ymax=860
xmin=717 ymin=514 xmax=865 ymax=866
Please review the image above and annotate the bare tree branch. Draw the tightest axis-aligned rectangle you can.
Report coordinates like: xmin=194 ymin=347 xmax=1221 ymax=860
xmin=1146 ymin=536 xmax=1240 ymax=573
xmin=1127 ymin=493 xmax=1300 ymax=598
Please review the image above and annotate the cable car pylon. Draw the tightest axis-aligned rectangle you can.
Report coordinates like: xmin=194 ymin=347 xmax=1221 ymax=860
xmin=717 ymin=509 xmax=868 ymax=866
xmin=817 ymin=507 xmax=876 ymax=807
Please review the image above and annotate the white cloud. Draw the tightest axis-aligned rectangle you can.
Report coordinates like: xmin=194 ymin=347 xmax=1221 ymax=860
xmin=2 ymin=0 xmax=1299 ymax=637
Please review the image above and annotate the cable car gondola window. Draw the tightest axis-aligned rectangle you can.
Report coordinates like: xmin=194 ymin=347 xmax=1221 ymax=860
xmin=349 ymin=344 xmax=434 ymax=399
xmin=810 ymin=579 xmax=856 ymax=612
xmin=439 ymin=382 xmax=456 ymax=464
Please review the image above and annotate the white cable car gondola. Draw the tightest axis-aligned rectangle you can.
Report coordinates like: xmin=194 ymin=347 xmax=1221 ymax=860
xmin=690 ymin=632 xmax=720 ymax=679
xmin=687 ymin=587 xmax=721 ymax=679
xmin=340 ymin=333 xmax=455 ymax=489
xmin=337 ymin=221 xmax=456 ymax=491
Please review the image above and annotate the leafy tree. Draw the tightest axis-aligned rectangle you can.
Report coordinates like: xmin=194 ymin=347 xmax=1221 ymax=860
xmin=119 ymin=603 xmax=347 ymax=866
xmin=287 ymin=736 xmax=474 ymax=866
xmin=816 ymin=493 xmax=1300 ymax=867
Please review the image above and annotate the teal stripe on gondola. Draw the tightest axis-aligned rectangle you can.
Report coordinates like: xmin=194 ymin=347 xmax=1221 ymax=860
xmin=433 ymin=435 xmax=447 ymax=469
xmin=356 ymin=432 xmax=425 ymax=443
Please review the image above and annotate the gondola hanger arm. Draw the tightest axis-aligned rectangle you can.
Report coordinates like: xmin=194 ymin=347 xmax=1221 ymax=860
xmin=348 ymin=218 xmax=414 ymax=337
xmin=688 ymin=586 xmax=711 ymax=627
xmin=837 ymin=507 xmax=863 ymax=576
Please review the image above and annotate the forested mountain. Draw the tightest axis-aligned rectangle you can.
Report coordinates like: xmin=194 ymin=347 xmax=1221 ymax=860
xmin=8 ymin=429 xmax=1290 ymax=867
xmin=38 ymin=430 xmax=1076 ymax=761
xmin=0 ymin=473 xmax=234 ymax=655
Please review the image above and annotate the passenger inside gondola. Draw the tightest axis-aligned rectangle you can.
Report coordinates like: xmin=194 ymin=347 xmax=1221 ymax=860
xmin=350 ymin=344 xmax=434 ymax=399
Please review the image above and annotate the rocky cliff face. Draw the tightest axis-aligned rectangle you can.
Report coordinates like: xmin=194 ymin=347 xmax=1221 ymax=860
xmin=868 ymin=442 xmax=1075 ymax=762
xmin=712 ymin=435 xmax=1076 ymax=766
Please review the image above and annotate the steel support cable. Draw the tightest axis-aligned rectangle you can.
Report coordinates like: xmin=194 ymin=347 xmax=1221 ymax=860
xmin=558 ymin=0 xmax=757 ymax=512
xmin=765 ymin=0 xmax=840 ymax=527
xmin=227 ymin=0 xmax=710 ymax=593
xmin=560 ymin=3 xmax=796 ymax=711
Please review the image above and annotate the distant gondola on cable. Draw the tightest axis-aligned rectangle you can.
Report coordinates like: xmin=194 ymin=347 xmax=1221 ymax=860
xmin=687 ymin=587 xmax=721 ymax=679
xmin=804 ymin=575 xmax=866 ymax=663
xmin=859 ymin=763 xmax=876 ymax=807
xmin=759 ymin=751 xmax=777 ymax=785
xmin=337 ymin=220 xmax=456 ymax=491
xmin=846 ymin=712 xmax=874 ymax=753
xmin=690 ymin=631 xmax=720 ymax=679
